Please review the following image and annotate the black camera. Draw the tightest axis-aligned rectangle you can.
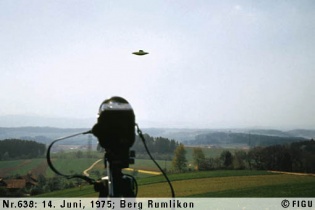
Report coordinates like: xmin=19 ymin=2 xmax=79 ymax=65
xmin=47 ymin=96 xmax=172 ymax=198
xmin=92 ymin=96 xmax=135 ymax=168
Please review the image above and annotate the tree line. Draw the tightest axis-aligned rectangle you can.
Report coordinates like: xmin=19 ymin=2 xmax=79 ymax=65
xmin=0 ymin=139 xmax=46 ymax=160
xmin=247 ymin=140 xmax=315 ymax=173
xmin=132 ymin=134 xmax=179 ymax=154
xmin=172 ymin=139 xmax=315 ymax=173
xmin=96 ymin=134 xmax=180 ymax=160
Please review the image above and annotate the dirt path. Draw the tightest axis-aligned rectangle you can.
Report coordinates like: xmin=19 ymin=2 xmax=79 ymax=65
xmin=83 ymin=159 xmax=103 ymax=176
xmin=124 ymin=168 xmax=161 ymax=175
xmin=82 ymin=159 xmax=162 ymax=176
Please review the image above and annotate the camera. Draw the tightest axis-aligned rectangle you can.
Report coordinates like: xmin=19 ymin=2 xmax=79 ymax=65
xmin=92 ymin=96 xmax=135 ymax=168
xmin=47 ymin=96 xmax=172 ymax=198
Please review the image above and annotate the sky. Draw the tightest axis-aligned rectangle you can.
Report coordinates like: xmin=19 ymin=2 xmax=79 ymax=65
xmin=0 ymin=0 xmax=314 ymax=129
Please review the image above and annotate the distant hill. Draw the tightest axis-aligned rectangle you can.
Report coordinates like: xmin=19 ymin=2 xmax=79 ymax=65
xmin=286 ymin=129 xmax=315 ymax=139
xmin=184 ymin=132 xmax=307 ymax=147
xmin=0 ymin=127 xmax=93 ymax=145
xmin=0 ymin=126 xmax=314 ymax=148
xmin=144 ymin=128 xmax=315 ymax=142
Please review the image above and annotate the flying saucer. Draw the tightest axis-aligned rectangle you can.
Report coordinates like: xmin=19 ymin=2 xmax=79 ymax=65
xmin=132 ymin=50 xmax=149 ymax=56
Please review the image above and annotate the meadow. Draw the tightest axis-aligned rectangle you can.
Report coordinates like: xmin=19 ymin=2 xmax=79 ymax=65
xmin=0 ymin=146 xmax=204 ymax=178
xmin=36 ymin=170 xmax=315 ymax=197
xmin=0 ymin=158 xmax=46 ymax=177
xmin=1 ymin=147 xmax=315 ymax=197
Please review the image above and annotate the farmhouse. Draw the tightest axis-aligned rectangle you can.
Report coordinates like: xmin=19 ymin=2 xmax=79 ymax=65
xmin=1 ymin=178 xmax=27 ymax=189
xmin=0 ymin=173 xmax=38 ymax=196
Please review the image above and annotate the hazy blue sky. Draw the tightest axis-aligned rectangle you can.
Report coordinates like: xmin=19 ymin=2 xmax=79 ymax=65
xmin=1 ymin=0 xmax=314 ymax=129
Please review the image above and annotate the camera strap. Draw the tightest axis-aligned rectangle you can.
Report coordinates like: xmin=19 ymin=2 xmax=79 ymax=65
xmin=46 ymin=130 xmax=96 ymax=184
xmin=135 ymin=123 xmax=175 ymax=198
xmin=46 ymin=124 xmax=175 ymax=198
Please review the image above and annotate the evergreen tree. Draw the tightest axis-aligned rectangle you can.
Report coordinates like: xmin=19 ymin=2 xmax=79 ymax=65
xmin=220 ymin=150 xmax=233 ymax=168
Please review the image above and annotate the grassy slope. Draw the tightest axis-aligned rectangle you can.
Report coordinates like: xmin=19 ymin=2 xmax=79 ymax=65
xmin=138 ymin=174 xmax=315 ymax=197
xmin=36 ymin=170 xmax=315 ymax=198
xmin=0 ymin=158 xmax=45 ymax=177
xmin=0 ymin=147 xmax=240 ymax=178
xmin=45 ymin=158 xmax=100 ymax=177
xmin=190 ymin=182 xmax=315 ymax=197
xmin=2 ymin=153 xmax=314 ymax=198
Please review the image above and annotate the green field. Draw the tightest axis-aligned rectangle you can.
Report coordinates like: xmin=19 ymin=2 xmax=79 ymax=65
xmin=1 ymin=148 xmax=315 ymax=198
xmin=0 ymin=146 xmax=240 ymax=178
xmin=138 ymin=173 xmax=315 ymax=197
xmin=0 ymin=157 xmax=99 ymax=178
xmin=0 ymin=158 xmax=46 ymax=177
xmin=0 ymin=157 xmax=173 ymax=179
xmin=36 ymin=170 xmax=315 ymax=197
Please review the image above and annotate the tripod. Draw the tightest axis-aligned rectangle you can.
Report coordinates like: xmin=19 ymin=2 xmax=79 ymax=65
xmin=94 ymin=152 xmax=137 ymax=198
xmin=46 ymin=125 xmax=174 ymax=200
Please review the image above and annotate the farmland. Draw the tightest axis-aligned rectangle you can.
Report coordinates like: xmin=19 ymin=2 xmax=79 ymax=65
xmin=137 ymin=172 xmax=315 ymax=197
xmin=0 ymin=147 xmax=198 ymax=176
xmin=36 ymin=170 xmax=315 ymax=197
xmin=1 ymin=147 xmax=315 ymax=197
xmin=0 ymin=158 xmax=47 ymax=177
xmin=0 ymin=146 xmax=238 ymax=179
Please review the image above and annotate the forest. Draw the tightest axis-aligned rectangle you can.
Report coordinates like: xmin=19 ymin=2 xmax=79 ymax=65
xmin=132 ymin=134 xmax=179 ymax=154
xmin=0 ymin=139 xmax=46 ymax=160
xmin=96 ymin=134 xmax=180 ymax=159
xmin=194 ymin=139 xmax=315 ymax=173
xmin=247 ymin=140 xmax=315 ymax=173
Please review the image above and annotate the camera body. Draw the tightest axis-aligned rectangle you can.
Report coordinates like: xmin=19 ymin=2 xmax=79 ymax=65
xmin=92 ymin=96 xmax=135 ymax=168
